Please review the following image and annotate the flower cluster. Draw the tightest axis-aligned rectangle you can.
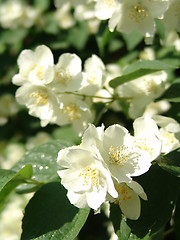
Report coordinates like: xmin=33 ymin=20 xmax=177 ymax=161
xmin=13 ymin=45 xmax=110 ymax=135
xmin=0 ymin=0 xmax=39 ymax=29
xmin=57 ymin=115 xmax=180 ymax=220
xmin=12 ymin=44 xmax=174 ymax=136
xmin=53 ymin=0 xmax=180 ymax=42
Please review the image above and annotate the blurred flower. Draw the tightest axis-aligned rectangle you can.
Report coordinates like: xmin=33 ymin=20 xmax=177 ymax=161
xmin=116 ymin=71 xmax=168 ymax=119
xmin=54 ymin=3 xmax=75 ymax=29
xmin=95 ymin=0 xmax=118 ymax=20
xmin=12 ymin=45 xmax=55 ymax=86
xmin=0 ymin=193 xmax=32 ymax=240
xmin=0 ymin=143 xmax=25 ymax=169
xmin=0 ymin=94 xmax=18 ymax=126
xmin=52 ymin=53 xmax=84 ymax=93
xmin=0 ymin=0 xmax=39 ymax=29
xmin=153 ymin=115 xmax=180 ymax=154
xmin=80 ymin=54 xmax=106 ymax=95
xmin=143 ymin=100 xmax=171 ymax=117
xmin=26 ymin=132 xmax=52 ymax=150
xmin=162 ymin=0 xmax=180 ymax=33
xmin=108 ymin=0 xmax=169 ymax=39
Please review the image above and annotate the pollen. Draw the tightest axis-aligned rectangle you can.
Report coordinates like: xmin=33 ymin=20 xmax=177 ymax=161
xmin=36 ymin=66 xmax=44 ymax=80
xmin=103 ymin=0 xmax=116 ymax=8
xmin=79 ymin=166 xmax=99 ymax=187
xmin=129 ymin=4 xmax=148 ymax=23
xmin=109 ymin=145 xmax=129 ymax=166
xmin=29 ymin=90 xmax=48 ymax=106
xmin=135 ymin=137 xmax=153 ymax=155
xmin=56 ymin=68 xmax=72 ymax=84
xmin=161 ymin=130 xmax=176 ymax=145
xmin=62 ymin=103 xmax=80 ymax=122
xmin=115 ymin=183 xmax=131 ymax=205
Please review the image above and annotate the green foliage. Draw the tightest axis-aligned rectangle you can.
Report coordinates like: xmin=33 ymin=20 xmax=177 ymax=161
xmin=0 ymin=0 xmax=180 ymax=239
xmin=110 ymin=165 xmax=180 ymax=239
xmin=0 ymin=165 xmax=33 ymax=210
xmin=12 ymin=140 xmax=71 ymax=183
xmin=21 ymin=182 xmax=90 ymax=240
xmin=109 ymin=60 xmax=178 ymax=88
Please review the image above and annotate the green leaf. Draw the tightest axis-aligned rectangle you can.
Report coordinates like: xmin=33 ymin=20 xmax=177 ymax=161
xmin=157 ymin=150 xmax=180 ymax=177
xmin=0 ymin=165 xmax=33 ymax=210
xmin=110 ymin=165 xmax=180 ymax=238
xmin=21 ymin=182 xmax=90 ymax=240
xmin=12 ymin=140 xmax=70 ymax=183
xmin=67 ymin=21 xmax=89 ymax=50
xmin=122 ymin=30 xmax=143 ymax=51
xmin=34 ymin=0 xmax=50 ymax=11
xmin=52 ymin=126 xmax=80 ymax=145
xmin=110 ymin=206 xmax=150 ymax=240
xmin=109 ymin=60 xmax=178 ymax=88
xmin=160 ymin=78 xmax=180 ymax=102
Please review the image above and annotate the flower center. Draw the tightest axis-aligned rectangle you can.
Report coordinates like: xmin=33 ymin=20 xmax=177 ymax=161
xmin=29 ymin=90 xmax=48 ymax=106
xmin=109 ymin=145 xmax=130 ymax=166
xmin=62 ymin=103 xmax=80 ymax=121
xmin=114 ymin=183 xmax=131 ymax=205
xmin=36 ymin=66 xmax=44 ymax=80
xmin=56 ymin=68 xmax=72 ymax=84
xmin=103 ymin=0 xmax=116 ymax=8
xmin=161 ymin=130 xmax=176 ymax=145
xmin=79 ymin=166 xmax=99 ymax=187
xmin=129 ymin=4 xmax=148 ymax=23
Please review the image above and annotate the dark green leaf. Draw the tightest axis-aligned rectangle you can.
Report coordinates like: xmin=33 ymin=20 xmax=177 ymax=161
xmin=21 ymin=182 xmax=90 ymax=240
xmin=110 ymin=165 xmax=180 ymax=238
xmin=109 ymin=60 xmax=178 ymax=88
xmin=0 ymin=165 xmax=33 ymax=210
xmin=160 ymin=78 xmax=180 ymax=102
xmin=13 ymin=140 xmax=70 ymax=183
xmin=157 ymin=150 xmax=180 ymax=177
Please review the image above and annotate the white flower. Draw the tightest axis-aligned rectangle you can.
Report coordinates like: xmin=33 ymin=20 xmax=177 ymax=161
xmin=153 ymin=115 xmax=180 ymax=154
xmin=108 ymin=0 xmax=169 ymax=38
xmin=143 ymin=100 xmax=171 ymax=117
xmin=116 ymin=71 xmax=168 ymax=119
xmin=15 ymin=84 xmax=60 ymax=127
xmin=57 ymin=146 xmax=118 ymax=210
xmin=0 ymin=94 xmax=18 ymax=125
xmin=12 ymin=45 xmax=54 ymax=86
xmin=95 ymin=0 xmax=118 ymax=20
xmin=162 ymin=0 xmax=180 ymax=33
xmin=54 ymin=3 xmax=75 ymax=29
xmin=0 ymin=0 xmax=39 ymax=29
xmin=52 ymin=53 xmax=84 ymax=92
xmin=57 ymin=94 xmax=94 ymax=136
xmin=100 ymin=124 xmax=152 ymax=183
xmin=80 ymin=54 xmax=106 ymax=95
xmin=74 ymin=2 xmax=101 ymax=34
xmin=133 ymin=116 xmax=162 ymax=162
xmin=112 ymin=181 xmax=147 ymax=220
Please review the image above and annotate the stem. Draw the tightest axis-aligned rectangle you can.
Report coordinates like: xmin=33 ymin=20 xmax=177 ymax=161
xmin=63 ymin=91 xmax=114 ymax=101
